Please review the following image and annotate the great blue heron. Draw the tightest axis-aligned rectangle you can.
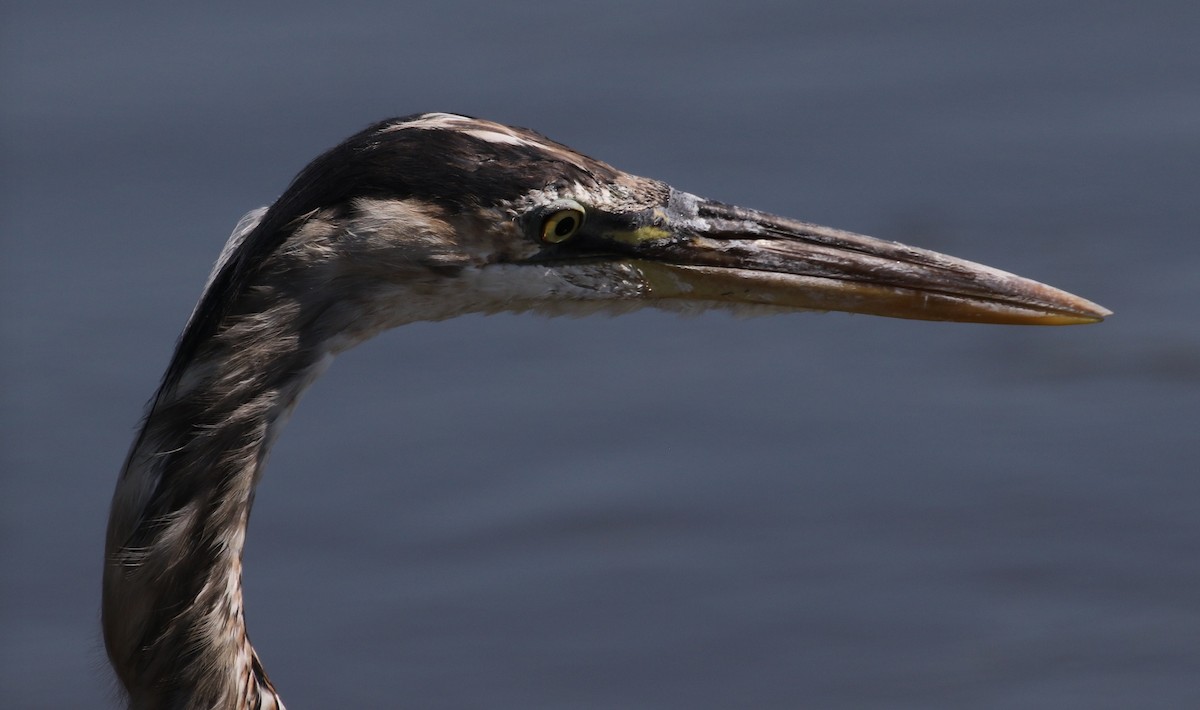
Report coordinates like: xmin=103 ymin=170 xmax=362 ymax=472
xmin=103 ymin=113 xmax=1108 ymax=709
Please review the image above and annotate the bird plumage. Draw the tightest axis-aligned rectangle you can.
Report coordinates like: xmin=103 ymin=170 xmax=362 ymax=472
xmin=103 ymin=113 xmax=1108 ymax=709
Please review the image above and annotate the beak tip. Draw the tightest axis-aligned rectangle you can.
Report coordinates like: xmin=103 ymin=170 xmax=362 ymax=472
xmin=1090 ymin=306 xmax=1114 ymax=322
xmin=1049 ymin=292 xmax=1111 ymax=325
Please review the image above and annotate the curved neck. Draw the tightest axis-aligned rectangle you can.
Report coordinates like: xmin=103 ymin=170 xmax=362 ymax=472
xmin=102 ymin=291 xmax=329 ymax=709
xmin=102 ymin=200 xmax=469 ymax=708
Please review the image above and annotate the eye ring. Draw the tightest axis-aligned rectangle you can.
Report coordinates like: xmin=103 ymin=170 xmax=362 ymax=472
xmin=539 ymin=202 xmax=586 ymax=244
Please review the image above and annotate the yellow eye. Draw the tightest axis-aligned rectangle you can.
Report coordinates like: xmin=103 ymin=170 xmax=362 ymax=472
xmin=540 ymin=206 xmax=585 ymax=243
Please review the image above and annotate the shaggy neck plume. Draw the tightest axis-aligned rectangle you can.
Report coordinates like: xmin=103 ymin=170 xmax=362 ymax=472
xmin=102 ymin=238 xmax=331 ymax=709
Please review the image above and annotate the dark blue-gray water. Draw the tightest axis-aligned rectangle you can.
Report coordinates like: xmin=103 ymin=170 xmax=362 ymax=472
xmin=3 ymin=2 xmax=1198 ymax=707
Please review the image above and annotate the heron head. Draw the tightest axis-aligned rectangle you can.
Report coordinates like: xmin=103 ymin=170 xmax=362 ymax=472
xmin=179 ymin=113 xmax=1108 ymax=373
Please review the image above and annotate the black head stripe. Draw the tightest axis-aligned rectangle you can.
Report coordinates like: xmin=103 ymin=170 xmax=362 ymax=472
xmin=162 ymin=115 xmax=621 ymax=392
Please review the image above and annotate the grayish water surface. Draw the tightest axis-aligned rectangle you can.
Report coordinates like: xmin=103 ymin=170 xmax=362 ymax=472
xmin=3 ymin=1 xmax=1198 ymax=707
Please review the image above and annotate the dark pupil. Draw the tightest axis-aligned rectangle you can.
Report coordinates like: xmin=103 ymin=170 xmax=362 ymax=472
xmin=554 ymin=215 xmax=576 ymax=237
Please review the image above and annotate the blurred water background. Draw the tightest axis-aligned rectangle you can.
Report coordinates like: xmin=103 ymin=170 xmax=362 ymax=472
xmin=2 ymin=1 xmax=1198 ymax=707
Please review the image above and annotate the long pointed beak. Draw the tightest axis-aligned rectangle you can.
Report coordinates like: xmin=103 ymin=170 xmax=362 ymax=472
xmin=612 ymin=190 xmax=1110 ymax=325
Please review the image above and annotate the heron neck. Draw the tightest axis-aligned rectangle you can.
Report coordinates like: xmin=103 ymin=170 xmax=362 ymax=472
xmin=102 ymin=305 xmax=328 ymax=709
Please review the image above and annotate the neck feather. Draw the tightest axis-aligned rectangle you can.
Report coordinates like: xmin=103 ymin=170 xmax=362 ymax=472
xmin=102 ymin=274 xmax=330 ymax=709
xmin=102 ymin=199 xmax=477 ymax=708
